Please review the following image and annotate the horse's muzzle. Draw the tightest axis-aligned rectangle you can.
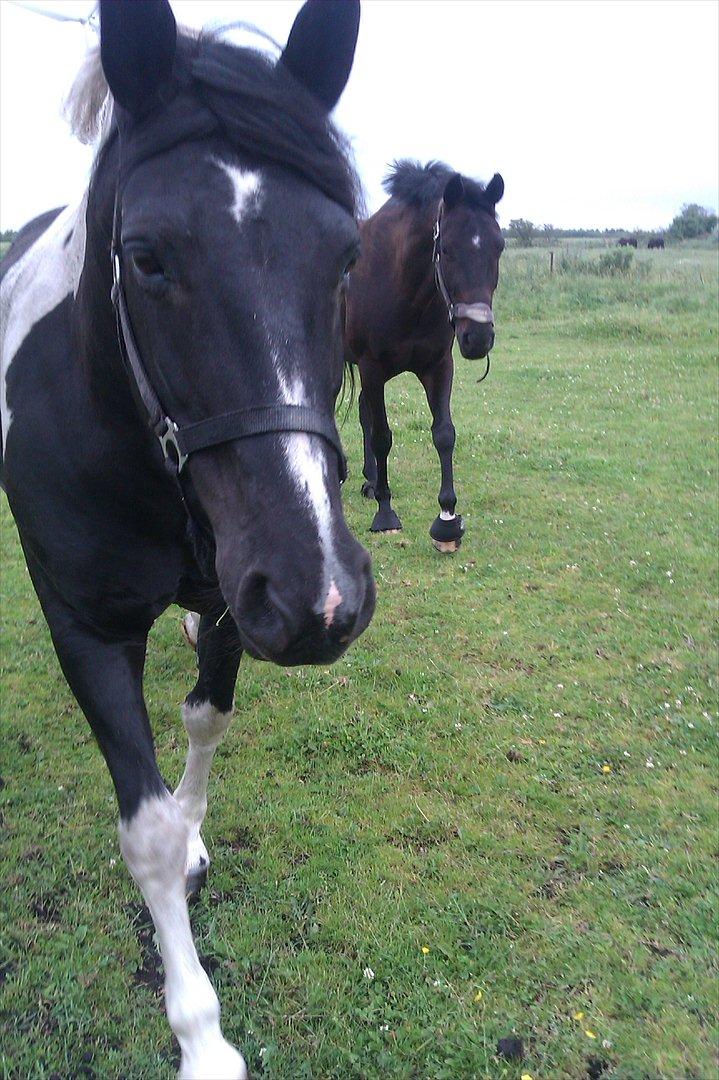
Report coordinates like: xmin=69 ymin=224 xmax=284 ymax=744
xmin=457 ymin=320 xmax=495 ymax=360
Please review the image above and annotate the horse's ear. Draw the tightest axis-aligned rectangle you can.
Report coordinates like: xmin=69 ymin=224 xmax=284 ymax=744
xmin=99 ymin=0 xmax=177 ymax=116
xmin=280 ymin=0 xmax=360 ymax=112
xmin=443 ymin=173 xmax=465 ymax=210
xmin=485 ymin=173 xmax=505 ymax=206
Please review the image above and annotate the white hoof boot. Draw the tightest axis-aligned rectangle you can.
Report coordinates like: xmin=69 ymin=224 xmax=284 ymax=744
xmin=179 ymin=1040 xmax=248 ymax=1080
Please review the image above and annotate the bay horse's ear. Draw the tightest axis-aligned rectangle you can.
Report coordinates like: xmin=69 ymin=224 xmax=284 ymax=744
xmin=443 ymin=173 xmax=465 ymax=210
xmin=99 ymin=0 xmax=177 ymax=117
xmin=280 ymin=0 xmax=361 ymax=112
xmin=485 ymin=173 xmax=505 ymax=206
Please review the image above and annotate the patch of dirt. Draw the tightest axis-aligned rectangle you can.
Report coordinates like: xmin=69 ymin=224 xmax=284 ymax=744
xmin=126 ymin=903 xmax=163 ymax=996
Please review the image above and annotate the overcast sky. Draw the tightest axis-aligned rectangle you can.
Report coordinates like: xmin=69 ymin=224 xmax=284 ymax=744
xmin=1 ymin=0 xmax=717 ymax=231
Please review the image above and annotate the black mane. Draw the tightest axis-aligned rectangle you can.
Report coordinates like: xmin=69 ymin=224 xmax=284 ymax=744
xmin=383 ymin=159 xmax=493 ymax=212
xmin=97 ymin=30 xmax=360 ymax=214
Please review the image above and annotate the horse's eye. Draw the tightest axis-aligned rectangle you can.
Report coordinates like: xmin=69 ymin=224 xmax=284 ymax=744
xmin=130 ymin=250 xmax=165 ymax=281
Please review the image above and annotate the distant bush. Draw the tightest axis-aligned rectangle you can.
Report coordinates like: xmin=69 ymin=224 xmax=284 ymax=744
xmin=668 ymin=204 xmax=718 ymax=240
xmin=558 ymin=248 xmax=637 ymax=277
xmin=508 ymin=218 xmax=536 ymax=247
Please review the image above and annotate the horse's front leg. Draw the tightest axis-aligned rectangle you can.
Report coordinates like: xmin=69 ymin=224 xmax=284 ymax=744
xmin=358 ymin=388 xmax=378 ymax=499
xmin=27 ymin=562 xmax=246 ymax=1079
xmin=360 ymin=361 xmax=403 ymax=533
xmin=420 ymin=353 xmax=465 ymax=552
xmin=175 ymin=610 xmax=242 ymax=897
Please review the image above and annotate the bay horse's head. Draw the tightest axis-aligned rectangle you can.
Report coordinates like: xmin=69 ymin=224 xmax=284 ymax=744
xmin=434 ymin=171 xmax=505 ymax=360
xmin=98 ymin=0 xmax=374 ymax=665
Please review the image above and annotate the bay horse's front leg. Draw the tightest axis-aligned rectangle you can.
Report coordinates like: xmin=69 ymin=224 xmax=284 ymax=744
xmin=26 ymin=564 xmax=246 ymax=1079
xmin=175 ymin=610 xmax=242 ymax=897
xmin=360 ymin=361 xmax=403 ymax=533
xmin=420 ymin=353 xmax=465 ymax=552
xmin=358 ymin=388 xmax=378 ymax=499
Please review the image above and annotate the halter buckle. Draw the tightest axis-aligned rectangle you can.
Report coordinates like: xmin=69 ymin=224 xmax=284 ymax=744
xmin=158 ymin=417 xmax=188 ymax=473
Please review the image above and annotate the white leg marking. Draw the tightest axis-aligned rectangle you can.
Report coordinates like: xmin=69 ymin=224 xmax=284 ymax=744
xmin=440 ymin=510 xmax=457 ymax=521
xmin=174 ymin=701 xmax=233 ymax=881
xmin=213 ymin=159 xmax=262 ymax=222
xmin=119 ymin=795 xmax=247 ymax=1080
xmin=0 ymin=194 xmax=88 ymax=449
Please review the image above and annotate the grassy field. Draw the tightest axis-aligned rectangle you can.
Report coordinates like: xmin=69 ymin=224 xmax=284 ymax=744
xmin=1 ymin=242 xmax=717 ymax=1079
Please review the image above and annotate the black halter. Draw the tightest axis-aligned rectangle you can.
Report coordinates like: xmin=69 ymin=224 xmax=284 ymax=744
xmin=109 ymin=140 xmax=347 ymax=484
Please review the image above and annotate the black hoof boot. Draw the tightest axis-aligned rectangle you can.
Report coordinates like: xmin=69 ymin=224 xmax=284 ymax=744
xmin=429 ymin=514 xmax=465 ymax=552
xmin=361 ymin=481 xmax=376 ymax=500
xmin=371 ymin=505 xmax=403 ymax=533
xmin=185 ymin=858 xmax=209 ymax=900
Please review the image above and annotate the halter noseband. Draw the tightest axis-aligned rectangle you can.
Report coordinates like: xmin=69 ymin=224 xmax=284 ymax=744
xmin=109 ymin=140 xmax=347 ymax=484
xmin=432 ymin=201 xmax=494 ymax=329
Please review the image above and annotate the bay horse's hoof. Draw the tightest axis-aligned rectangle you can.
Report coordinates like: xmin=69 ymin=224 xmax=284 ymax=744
xmin=181 ymin=612 xmax=200 ymax=651
xmin=371 ymin=507 xmax=403 ymax=533
xmin=361 ymin=481 xmax=376 ymax=499
xmin=429 ymin=514 xmax=465 ymax=553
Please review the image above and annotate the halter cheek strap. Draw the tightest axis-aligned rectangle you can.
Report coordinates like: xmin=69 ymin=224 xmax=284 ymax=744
xmin=110 ymin=186 xmax=347 ymax=482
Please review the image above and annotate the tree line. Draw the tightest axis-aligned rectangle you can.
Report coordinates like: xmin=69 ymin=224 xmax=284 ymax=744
xmin=506 ymin=204 xmax=718 ymax=247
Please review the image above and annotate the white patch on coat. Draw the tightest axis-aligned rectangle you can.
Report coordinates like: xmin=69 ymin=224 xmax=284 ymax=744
xmin=0 ymin=194 xmax=88 ymax=450
xmin=119 ymin=794 xmax=247 ymax=1079
xmin=214 ymin=160 xmax=262 ymax=222
xmin=471 ymin=234 xmax=481 ymax=249
xmin=275 ymin=367 xmax=337 ymax=574
xmin=174 ymin=700 xmax=233 ymax=880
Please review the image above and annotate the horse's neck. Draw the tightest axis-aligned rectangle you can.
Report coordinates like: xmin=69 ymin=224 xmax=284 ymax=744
xmin=75 ymin=168 xmax=134 ymax=413
xmin=401 ymin=204 xmax=441 ymax=316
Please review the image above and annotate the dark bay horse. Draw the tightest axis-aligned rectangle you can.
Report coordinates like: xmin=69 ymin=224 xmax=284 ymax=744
xmin=0 ymin=1 xmax=374 ymax=1075
xmin=344 ymin=160 xmax=505 ymax=551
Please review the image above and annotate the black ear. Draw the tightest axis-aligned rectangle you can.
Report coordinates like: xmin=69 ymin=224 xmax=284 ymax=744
xmin=280 ymin=0 xmax=360 ymax=112
xmin=485 ymin=173 xmax=505 ymax=206
xmin=443 ymin=173 xmax=465 ymax=210
xmin=100 ymin=0 xmax=177 ymax=116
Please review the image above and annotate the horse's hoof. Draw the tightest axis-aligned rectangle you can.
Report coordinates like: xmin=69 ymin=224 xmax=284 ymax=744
xmin=361 ymin=481 xmax=376 ymax=500
xmin=185 ymin=835 xmax=209 ymax=899
xmin=432 ymin=537 xmax=462 ymax=553
xmin=186 ymin=862 xmax=208 ymax=900
xmin=429 ymin=514 xmax=465 ymax=553
xmin=181 ymin=612 xmax=200 ymax=651
xmin=179 ymin=1041 xmax=248 ymax=1080
xmin=370 ymin=507 xmax=403 ymax=533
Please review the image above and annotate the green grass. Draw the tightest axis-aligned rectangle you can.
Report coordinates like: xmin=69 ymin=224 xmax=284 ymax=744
xmin=1 ymin=242 xmax=718 ymax=1079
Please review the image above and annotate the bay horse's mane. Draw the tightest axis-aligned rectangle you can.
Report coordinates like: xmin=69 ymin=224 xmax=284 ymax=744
xmin=64 ymin=29 xmax=360 ymax=214
xmin=383 ymin=159 xmax=498 ymax=216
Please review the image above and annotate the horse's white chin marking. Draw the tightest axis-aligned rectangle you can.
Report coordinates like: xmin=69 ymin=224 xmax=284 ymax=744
xmin=119 ymin=794 xmax=246 ymax=1079
xmin=214 ymin=159 xmax=262 ymax=222
xmin=0 ymin=195 xmax=88 ymax=450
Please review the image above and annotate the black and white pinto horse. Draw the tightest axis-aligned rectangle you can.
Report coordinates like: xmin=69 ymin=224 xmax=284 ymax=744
xmin=0 ymin=2 xmax=375 ymax=1075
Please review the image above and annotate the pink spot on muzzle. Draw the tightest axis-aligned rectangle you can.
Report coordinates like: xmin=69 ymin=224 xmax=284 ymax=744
xmin=323 ymin=579 xmax=343 ymax=628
